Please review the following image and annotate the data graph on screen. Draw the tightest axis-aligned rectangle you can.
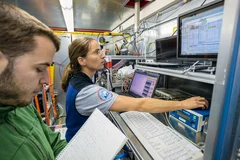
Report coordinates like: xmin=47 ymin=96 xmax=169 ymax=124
xmin=181 ymin=5 xmax=223 ymax=55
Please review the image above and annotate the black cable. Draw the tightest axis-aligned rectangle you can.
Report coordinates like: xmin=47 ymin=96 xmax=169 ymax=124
xmin=121 ymin=35 xmax=140 ymax=56
xmin=54 ymin=56 xmax=69 ymax=79
xmin=53 ymin=58 xmax=69 ymax=97
xmin=60 ymin=57 xmax=69 ymax=66
xmin=146 ymin=3 xmax=184 ymax=24
xmin=159 ymin=113 xmax=169 ymax=125
xmin=145 ymin=49 xmax=156 ymax=55
xmin=200 ymin=0 xmax=207 ymax=6
xmin=137 ymin=2 xmax=185 ymax=35
xmin=172 ymin=29 xmax=177 ymax=36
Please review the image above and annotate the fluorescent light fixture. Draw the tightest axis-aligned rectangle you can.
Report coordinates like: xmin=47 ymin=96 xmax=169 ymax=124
xmin=59 ymin=0 xmax=74 ymax=32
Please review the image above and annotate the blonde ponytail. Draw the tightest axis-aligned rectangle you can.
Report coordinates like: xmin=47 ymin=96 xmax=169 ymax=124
xmin=61 ymin=37 xmax=95 ymax=92
xmin=61 ymin=64 xmax=73 ymax=92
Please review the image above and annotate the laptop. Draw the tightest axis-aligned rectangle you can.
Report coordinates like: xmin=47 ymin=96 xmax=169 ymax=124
xmin=151 ymin=35 xmax=182 ymax=66
xmin=119 ymin=70 xmax=159 ymax=98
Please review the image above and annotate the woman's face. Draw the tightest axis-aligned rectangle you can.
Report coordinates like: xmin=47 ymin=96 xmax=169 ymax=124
xmin=84 ymin=40 xmax=105 ymax=71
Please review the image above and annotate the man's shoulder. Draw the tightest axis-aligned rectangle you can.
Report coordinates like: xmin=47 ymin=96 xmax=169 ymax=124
xmin=15 ymin=104 xmax=39 ymax=121
xmin=17 ymin=104 xmax=36 ymax=113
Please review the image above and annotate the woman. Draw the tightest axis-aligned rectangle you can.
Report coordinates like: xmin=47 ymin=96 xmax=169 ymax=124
xmin=61 ymin=37 xmax=208 ymax=142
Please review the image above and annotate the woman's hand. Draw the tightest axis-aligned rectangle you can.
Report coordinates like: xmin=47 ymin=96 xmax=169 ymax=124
xmin=180 ymin=96 xmax=209 ymax=110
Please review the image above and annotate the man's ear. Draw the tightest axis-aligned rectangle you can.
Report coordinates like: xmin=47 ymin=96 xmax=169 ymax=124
xmin=0 ymin=51 xmax=4 ymax=58
xmin=0 ymin=51 xmax=9 ymax=75
xmin=77 ymin=57 xmax=86 ymax=66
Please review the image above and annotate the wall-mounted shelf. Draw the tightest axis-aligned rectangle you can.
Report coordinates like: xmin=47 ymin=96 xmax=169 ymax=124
xmin=135 ymin=64 xmax=215 ymax=84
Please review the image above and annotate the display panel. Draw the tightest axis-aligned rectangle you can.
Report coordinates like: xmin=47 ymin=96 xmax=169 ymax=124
xmin=129 ymin=71 xmax=159 ymax=98
xmin=156 ymin=36 xmax=177 ymax=62
xmin=177 ymin=1 xmax=224 ymax=61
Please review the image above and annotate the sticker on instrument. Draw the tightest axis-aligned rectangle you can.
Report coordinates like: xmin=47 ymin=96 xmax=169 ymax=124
xmin=98 ymin=88 xmax=113 ymax=101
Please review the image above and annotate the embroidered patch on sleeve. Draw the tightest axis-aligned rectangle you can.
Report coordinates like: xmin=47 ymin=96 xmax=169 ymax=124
xmin=98 ymin=88 xmax=113 ymax=101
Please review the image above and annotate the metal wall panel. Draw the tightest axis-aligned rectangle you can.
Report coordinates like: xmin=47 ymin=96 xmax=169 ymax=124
xmin=204 ymin=0 xmax=240 ymax=159
xmin=53 ymin=33 xmax=72 ymax=116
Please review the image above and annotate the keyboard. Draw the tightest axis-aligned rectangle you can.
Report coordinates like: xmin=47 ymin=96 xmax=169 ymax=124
xmin=120 ymin=111 xmax=203 ymax=160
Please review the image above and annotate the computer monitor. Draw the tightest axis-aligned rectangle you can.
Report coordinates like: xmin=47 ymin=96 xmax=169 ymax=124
xmin=129 ymin=70 xmax=159 ymax=98
xmin=177 ymin=0 xmax=224 ymax=61
xmin=156 ymin=36 xmax=177 ymax=62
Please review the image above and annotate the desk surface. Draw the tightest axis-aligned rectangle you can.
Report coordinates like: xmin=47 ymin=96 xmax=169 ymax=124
xmin=108 ymin=111 xmax=206 ymax=160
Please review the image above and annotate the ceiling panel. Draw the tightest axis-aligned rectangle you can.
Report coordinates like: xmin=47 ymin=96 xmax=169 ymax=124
xmin=73 ymin=0 xmax=134 ymax=31
xmin=2 ymin=0 xmax=66 ymax=28
xmin=2 ymin=0 xmax=134 ymax=31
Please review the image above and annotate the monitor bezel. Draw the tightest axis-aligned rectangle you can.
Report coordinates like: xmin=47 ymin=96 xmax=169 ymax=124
xmin=155 ymin=35 xmax=177 ymax=61
xmin=128 ymin=70 xmax=159 ymax=98
xmin=177 ymin=0 xmax=224 ymax=61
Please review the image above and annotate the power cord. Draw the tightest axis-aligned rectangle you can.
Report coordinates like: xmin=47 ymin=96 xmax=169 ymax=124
xmin=200 ymin=0 xmax=207 ymax=6
xmin=182 ymin=60 xmax=199 ymax=74
xmin=164 ymin=112 xmax=174 ymax=129
xmin=172 ymin=29 xmax=177 ymax=36
xmin=103 ymin=68 xmax=114 ymax=90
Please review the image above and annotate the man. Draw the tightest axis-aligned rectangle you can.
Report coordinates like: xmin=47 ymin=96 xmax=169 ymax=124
xmin=0 ymin=2 xmax=67 ymax=159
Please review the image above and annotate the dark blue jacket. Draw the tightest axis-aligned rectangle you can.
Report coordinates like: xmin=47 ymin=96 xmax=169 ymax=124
xmin=65 ymin=72 xmax=93 ymax=142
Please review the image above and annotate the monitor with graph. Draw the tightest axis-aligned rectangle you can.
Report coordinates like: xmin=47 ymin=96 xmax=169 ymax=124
xmin=177 ymin=0 xmax=224 ymax=61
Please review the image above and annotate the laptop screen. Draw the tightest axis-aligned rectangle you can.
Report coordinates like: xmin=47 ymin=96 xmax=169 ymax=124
xmin=129 ymin=71 xmax=159 ymax=98
xmin=156 ymin=35 xmax=177 ymax=62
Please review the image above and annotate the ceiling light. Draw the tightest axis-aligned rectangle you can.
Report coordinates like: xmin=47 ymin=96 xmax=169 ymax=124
xmin=59 ymin=0 xmax=74 ymax=32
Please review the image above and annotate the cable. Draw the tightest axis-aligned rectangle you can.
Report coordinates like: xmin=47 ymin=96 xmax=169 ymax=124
xmin=159 ymin=113 xmax=169 ymax=125
xmin=114 ymin=153 xmax=128 ymax=160
xmin=172 ymin=29 xmax=177 ymax=36
xmin=54 ymin=56 xmax=69 ymax=79
xmin=146 ymin=2 xmax=184 ymax=24
xmin=122 ymin=35 xmax=140 ymax=56
xmin=145 ymin=49 xmax=156 ymax=55
xmin=164 ymin=112 xmax=174 ymax=129
xmin=103 ymin=68 xmax=114 ymax=90
xmin=196 ymin=142 xmax=205 ymax=153
xmin=60 ymin=57 xmax=69 ymax=65
xmin=182 ymin=60 xmax=199 ymax=74
xmin=200 ymin=0 xmax=207 ymax=6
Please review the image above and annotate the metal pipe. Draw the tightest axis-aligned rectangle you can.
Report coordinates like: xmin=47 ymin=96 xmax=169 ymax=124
xmin=134 ymin=0 xmax=140 ymax=33
xmin=134 ymin=0 xmax=140 ymax=43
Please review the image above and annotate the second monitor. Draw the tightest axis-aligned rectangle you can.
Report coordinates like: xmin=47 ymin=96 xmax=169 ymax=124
xmin=155 ymin=35 xmax=178 ymax=63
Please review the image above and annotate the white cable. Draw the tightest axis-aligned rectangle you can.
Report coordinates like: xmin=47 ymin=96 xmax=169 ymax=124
xmin=182 ymin=60 xmax=199 ymax=74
